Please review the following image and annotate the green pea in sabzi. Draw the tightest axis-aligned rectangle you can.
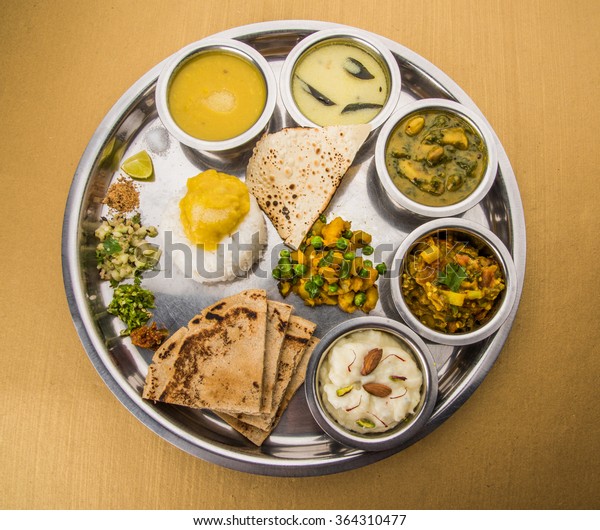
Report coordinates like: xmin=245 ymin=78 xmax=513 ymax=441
xmin=272 ymin=215 xmax=385 ymax=314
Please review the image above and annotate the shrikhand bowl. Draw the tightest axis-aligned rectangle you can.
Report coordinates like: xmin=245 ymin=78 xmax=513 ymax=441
xmin=305 ymin=317 xmax=438 ymax=452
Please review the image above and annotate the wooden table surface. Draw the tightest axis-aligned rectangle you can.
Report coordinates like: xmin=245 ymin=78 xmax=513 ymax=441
xmin=1 ymin=0 xmax=598 ymax=510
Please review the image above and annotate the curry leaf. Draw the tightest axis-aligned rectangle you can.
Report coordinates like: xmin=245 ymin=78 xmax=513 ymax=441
xmin=343 ymin=57 xmax=375 ymax=79
xmin=295 ymin=76 xmax=336 ymax=106
xmin=341 ymin=102 xmax=383 ymax=114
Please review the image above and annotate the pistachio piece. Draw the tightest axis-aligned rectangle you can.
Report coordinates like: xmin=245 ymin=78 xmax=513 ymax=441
xmin=356 ymin=418 xmax=376 ymax=429
xmin=336 ymin=384 xmax=354 ymax=397
xmin=361 ymin=347 xmax=383 ymax=375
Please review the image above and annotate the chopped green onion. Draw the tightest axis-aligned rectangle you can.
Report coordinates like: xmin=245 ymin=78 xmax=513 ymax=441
xmin=107 ymin=278 xmax=154 ymax=336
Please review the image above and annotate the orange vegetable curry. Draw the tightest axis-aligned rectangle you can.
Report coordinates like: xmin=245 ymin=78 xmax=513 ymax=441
xmin=401 ymin=232 xmax=505 ymax=333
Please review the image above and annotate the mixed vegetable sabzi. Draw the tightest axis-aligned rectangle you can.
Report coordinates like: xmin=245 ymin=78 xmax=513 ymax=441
xmin=401 ymin=232 xmax=505 ymax=333
xmin=272 ymin=215 xmax=386 ymax=314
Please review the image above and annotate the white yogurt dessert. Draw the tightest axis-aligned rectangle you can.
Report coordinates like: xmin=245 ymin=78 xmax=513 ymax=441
xmin=319 ymin=329 xmax=423 ymax=434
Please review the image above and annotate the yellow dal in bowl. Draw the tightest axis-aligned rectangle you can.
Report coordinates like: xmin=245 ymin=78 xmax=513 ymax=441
xmin=167 ymin=51 xmax=267 ymax=142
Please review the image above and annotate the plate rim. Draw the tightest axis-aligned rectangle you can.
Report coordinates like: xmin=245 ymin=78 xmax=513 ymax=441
xmin=61 ymin=19 xmax=526 ymax=476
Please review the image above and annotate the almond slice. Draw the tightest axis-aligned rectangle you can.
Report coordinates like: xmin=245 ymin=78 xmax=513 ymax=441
xmin=361 ymin=348 xmax=383 ymax=375
xmin=363 ymin=382 xmax=392 ymax=398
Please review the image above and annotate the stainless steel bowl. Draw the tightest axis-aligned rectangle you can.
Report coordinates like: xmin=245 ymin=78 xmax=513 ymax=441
xmin=305 ymin=317 xmax=438 ymax=452
xmin=374 ymin=98 xmax=499 ymax=218
xmin=279 ymin=28 xmax=401 ymax=130
xmin=155 ymin=38 xmax=277 ymax=154
xmin=390 ymin=218 xmax=518 ymax=346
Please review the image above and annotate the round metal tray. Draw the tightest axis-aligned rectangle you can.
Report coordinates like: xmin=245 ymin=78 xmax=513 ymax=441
xmin=62 ymin=21 xmax=525 ymax=476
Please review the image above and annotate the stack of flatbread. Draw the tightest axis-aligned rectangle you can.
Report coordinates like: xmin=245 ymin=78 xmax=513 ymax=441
xmin=246 ymin=124 xmax=371 ymax=250
xmin=142 ymin=289 xmax=318 ymax=446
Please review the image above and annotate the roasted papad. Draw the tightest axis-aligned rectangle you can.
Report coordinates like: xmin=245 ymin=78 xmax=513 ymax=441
xmin=245 ymin=124 xmax=370 ymax=249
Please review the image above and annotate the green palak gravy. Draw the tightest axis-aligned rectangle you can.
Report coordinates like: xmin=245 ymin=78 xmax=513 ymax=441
xmin=385 ymin=110 xmax=488 ymax=207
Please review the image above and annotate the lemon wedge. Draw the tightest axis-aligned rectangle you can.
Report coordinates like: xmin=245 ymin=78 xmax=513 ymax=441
xmin=120 ymin=150 xmax=153 ymax=180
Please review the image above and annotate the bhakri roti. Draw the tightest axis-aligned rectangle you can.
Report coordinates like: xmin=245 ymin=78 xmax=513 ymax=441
xmin=218 ymin=336 xmax=319 ymax=446
xmin=142 ymin=289 xmax=267 ymax=414
xmin=222 ymin=314 xmax=317 ymax=430
xmin=246 ymin=124 xmax=370 ymax=249
xmin=260 ymin=300 xmax=294 ymax=413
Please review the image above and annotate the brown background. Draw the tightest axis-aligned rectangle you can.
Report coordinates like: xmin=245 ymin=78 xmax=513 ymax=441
xmin=1 ymin=0 xmax=598 ymax=510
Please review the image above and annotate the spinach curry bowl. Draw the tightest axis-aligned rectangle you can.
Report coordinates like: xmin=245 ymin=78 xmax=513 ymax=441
xmin=375 ymin=99 xmax=498 ymax=218
xmin=390 ymin=219 xmax=517 ymax=346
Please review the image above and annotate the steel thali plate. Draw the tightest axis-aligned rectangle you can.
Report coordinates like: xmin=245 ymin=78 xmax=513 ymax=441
xmin=62 ymin=21 xmax=525 ymax=476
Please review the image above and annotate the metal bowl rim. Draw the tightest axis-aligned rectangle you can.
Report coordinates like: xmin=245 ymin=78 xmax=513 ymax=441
xmin=374 ymin=98 xmax=499 ymax=217
xmin=278 ymin=27 xmax=402 ymax=131
xmin=304 ymin=316 xmax=439 ymax=451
